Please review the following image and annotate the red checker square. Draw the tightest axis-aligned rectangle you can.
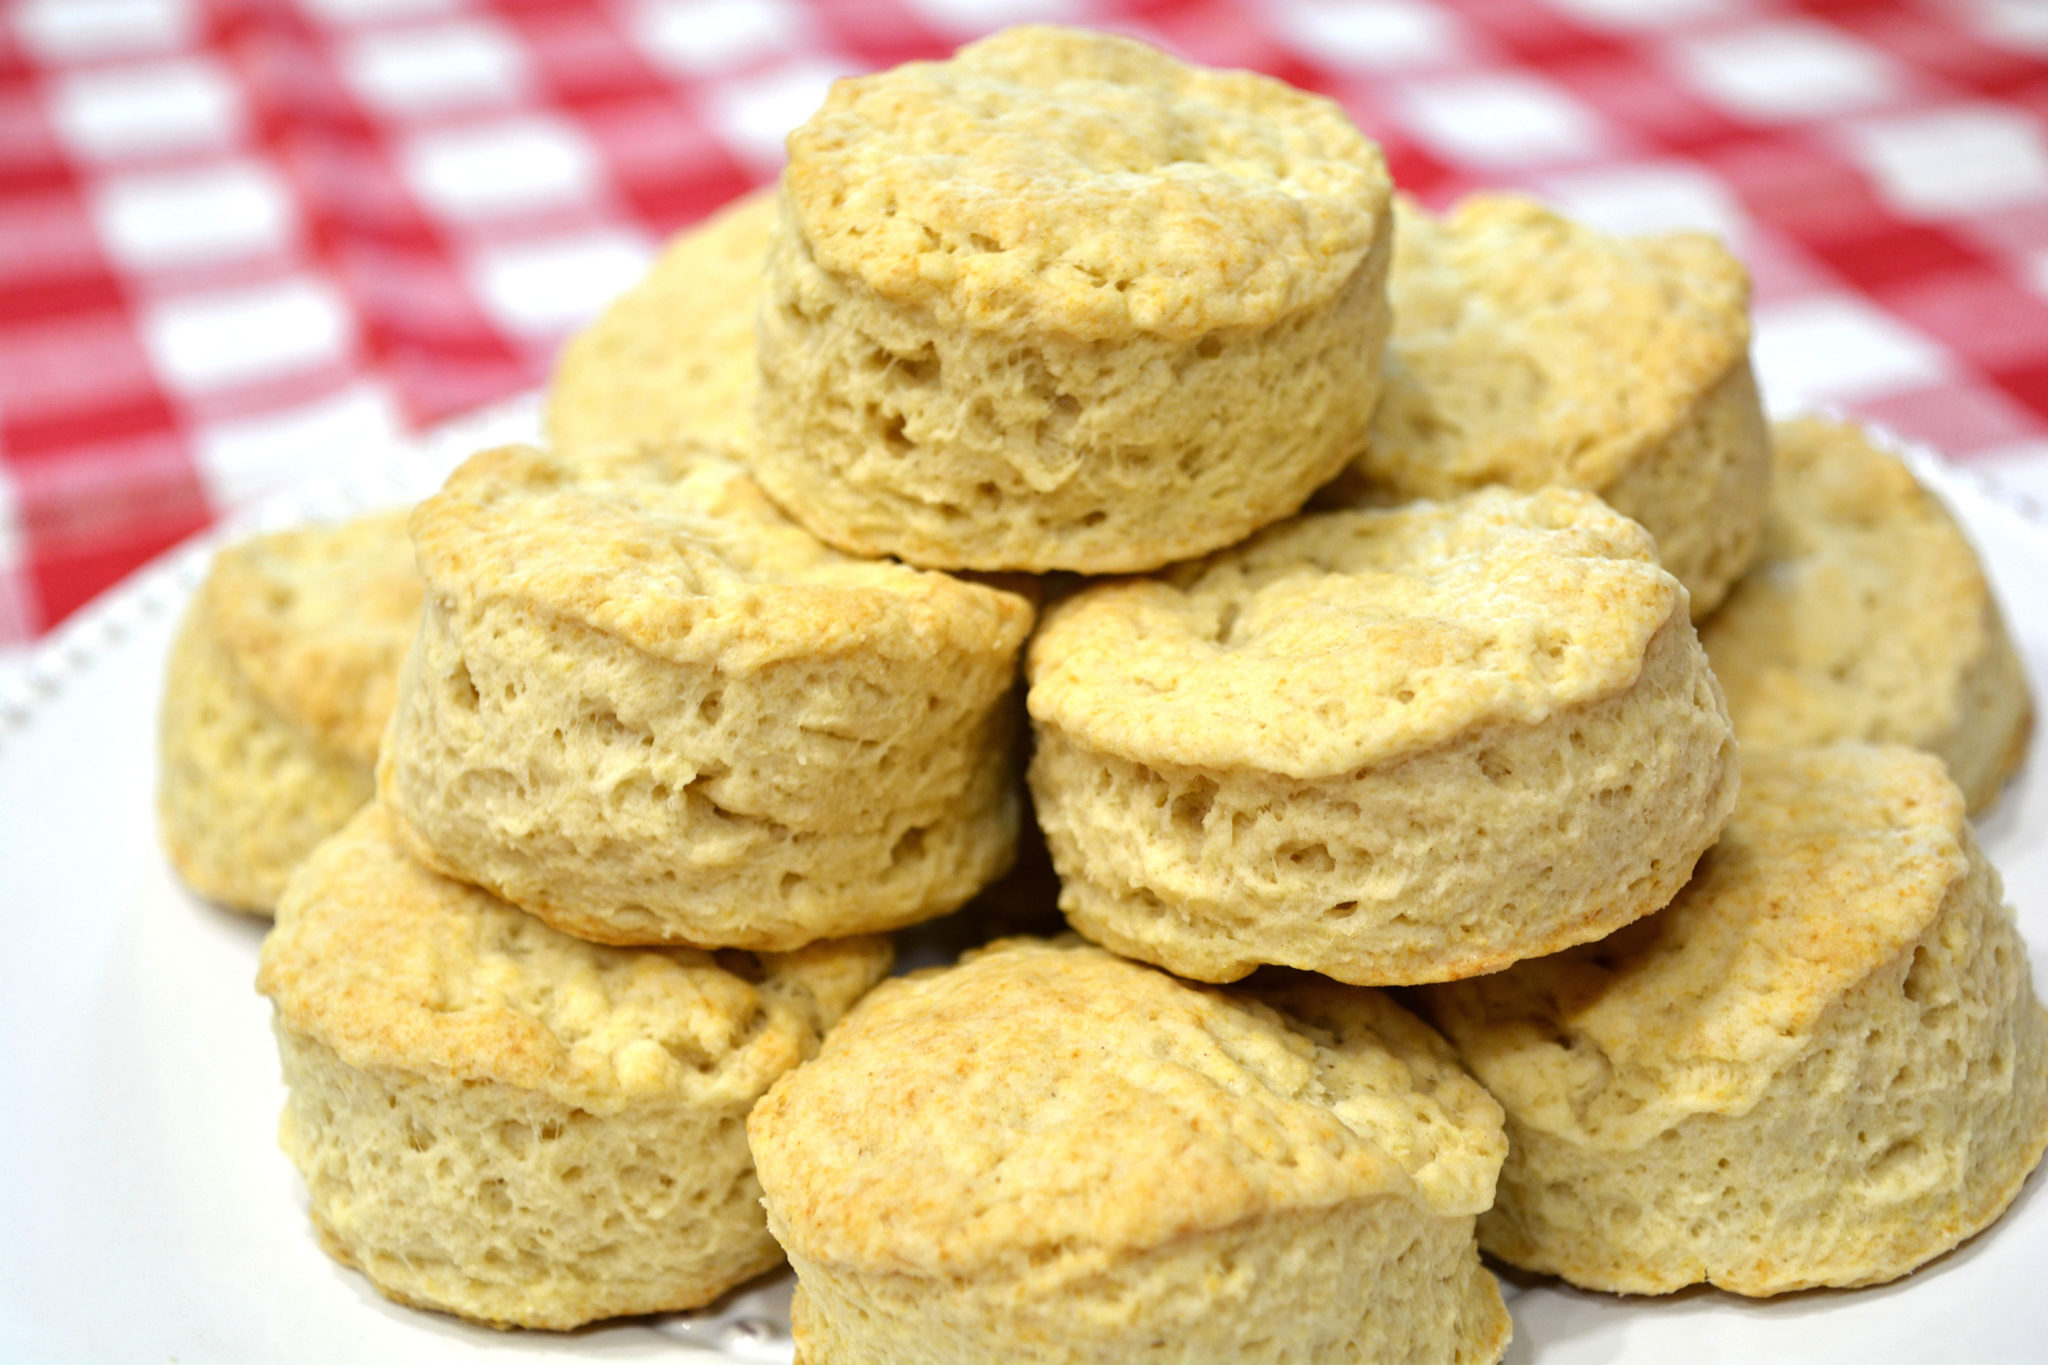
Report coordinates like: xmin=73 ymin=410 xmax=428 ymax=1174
xmin=510 ymin=9 xmax=667 ymax=105
xmin=0 ymin=313 xmax=167 ymax=431
xmin=11 ymin=431 xmax=212 ymax=626
xmin=0 ymin=191 xmax=120 ymax=313
xmin=387 ymin=341 xmax=537 ymax=427
xmin=1705 ymin=136 xmax=1891 ymax=241
xmin=1958 ymin=200 xmax=2048 ymax=258
xmin=10 ymin=429 xmax=208 ymax=551
xmin=1876 ymin=270 xmax=2048 ymax=371
xmin=808 ymin=0 xmax=953 ymax=70
xmin=1810 ymin=220 xmax=1985 ymax=292
xmin=0 ymin=89 xmax=70 ymax=197
xmin=1139 ymin=2 xmax=1326 ymax=94
xmin=1852 ymin=380 xmax=2048 ymax=459
xmin=1987 ymin=354 xmax=2048 ymax=424
xmin=1741 ymin=230 xmax=1850 ymax=308
xmin=1996 ymin=75 xmax=2048 ymax=129
xmin=1852 ymin=9 xmax=2043 ymax=89
xmin=584 ymin=99 xmax=756 ymax=235
xmin=287 ymin=131 xmax=435 ymax=238
xmin=238 ymin=24 xmax=362 ymax=128
xmin=1452 ymin=0 xmax=1624 ymax=67
xmin=1560 ymin=53 xmax=1750 ymax=153
xmin=336 ymin=239 xmax=501 ymax=346
xmin=29 ymin=510 xmax=212 ymax=630
xmin=175 ymin=361 xmax=364 ymax=430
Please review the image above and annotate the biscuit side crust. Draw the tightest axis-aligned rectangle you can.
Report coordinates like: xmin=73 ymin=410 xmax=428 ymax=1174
xmin=1033 ymin=608 xmax=1736 ymax=985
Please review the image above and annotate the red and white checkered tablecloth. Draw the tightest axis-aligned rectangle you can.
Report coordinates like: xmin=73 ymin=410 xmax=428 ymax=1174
xmin=4 ymin=0 xmax=2047 ymax=669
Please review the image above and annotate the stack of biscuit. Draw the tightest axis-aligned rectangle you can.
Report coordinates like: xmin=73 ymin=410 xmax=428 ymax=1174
xmin=156 ymin=21 xmax=2044 ymax=1356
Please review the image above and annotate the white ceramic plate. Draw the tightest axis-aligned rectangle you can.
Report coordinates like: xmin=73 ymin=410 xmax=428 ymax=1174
xmin=2 ymin=404 xmax=2044 ymax=1364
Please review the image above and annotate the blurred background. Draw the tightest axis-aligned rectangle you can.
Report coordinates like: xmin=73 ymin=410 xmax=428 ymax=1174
xmin=2 ymin=0 xmax=2045 ymax=672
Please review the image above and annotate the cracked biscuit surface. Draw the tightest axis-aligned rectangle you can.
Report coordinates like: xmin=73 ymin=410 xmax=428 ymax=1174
xmin=1422 ymin=745 xmax=2048 ymax=1296
xmin=753 ymin=25 xmax=1394 ymax=572
xmin=1027 ymin=487 xmax=1739 ymax=985
xmin=258 ymin=805 xmax=892 ymax=1329
xmin=379 ymin=442 xmax=1035 ymax=950
xmin=1340 ymin=194 xmax=1770 ymax=617
xmin=749 ymin=936 xmax=1511 ymax=1364
xmin=1702 ymin=418 xmax=2032 ymax=813
xmin=157 ymin=507 xmax=421 ymax=914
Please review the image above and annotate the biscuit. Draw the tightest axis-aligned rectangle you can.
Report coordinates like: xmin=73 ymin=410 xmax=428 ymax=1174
xmin=748 ymin=937 xmax=1511 ymax=1364
xmin=1340 ymin=195 xmax=1770 ymax=618
xmin=257 ymin=804 xmax=892 ymax=1329
xmin=157 ymin=507 xmax=422 ymax=914
xmin=379 ymin=442 xmax=1035 ymax=950
xmin=752 ymin=25 xmax=1394 ymax=573
xmin=1423 ymin=745 xmax=2048 ymax=1296
xmin=1701 ymin=418 xmax=2032 ymax=813
xmin=546 ymin=188 xmax=775 ymax=455
xmin=1026 ymin=487 xmax=1739 ymax=986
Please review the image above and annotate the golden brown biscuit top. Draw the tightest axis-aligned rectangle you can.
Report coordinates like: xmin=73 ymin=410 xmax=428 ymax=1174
xmin=783 ymin=26 xmax=1390 ymax=342
xmin=258 ymin=806 xmax=893 ymax=1109
xmin=748 ymin=937 xmax=1503 ymax=1278
xmin=1027 ymin=488 xmax=1679 ymax=778
xmin=1366 ymin=194 xmax=1752 ymax=494
xmin=204 ymin=507 xmax=423 ymax=763
xmin=1702 ymin=420 xmax=1996 ymax=747
xmin=411 ymin=443 xmax=1035 ymax=668
xmin=1428 ymin=745 xmax=1970 ymax=1147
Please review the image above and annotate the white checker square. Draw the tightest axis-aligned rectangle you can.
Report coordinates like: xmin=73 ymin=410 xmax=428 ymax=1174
xmin=1966 ymin=0 xmax=2048 ymax=54
xmin=1545 ymin=0 xmax=1746 ymax=28
xmin=340 ymin=18 xmax=529 ymax=117
xmin=139 ymin=278 xmax=355 ymax=395
xmin=631 ymin=0 xmax=802 ymax=76
xmin=1751 ymin=295 xmax=1950 ymax=409
xmin=14 ymin=0 xmax=195 ymax=63
xmin=1272 ymin=0 xmax=1464 ymax=70
xmin=468 ymin=229 xmax=655 ymax=338
xmin=1676 ymin=19 xmax=1901 ymax=123
xmin=1540 ymin=161 xmax=1751 ymax=247
xmin=1398 ymin=74 xmax=1605 ymax=167
xmin=46 ymin=57 xmax=244 ymax=162
xmin=88 ymin=160 xmax=296 ymax=272
xmin=1846 ymin=104 xmax=2048 ymax=220
xmin=708 ymin=58 xmax=858 ymax=174
xmin=194 ymin=383 xmax=402 ymax=508
xmin=297 ymin=0 xmax=461 ymax=23
xmin=901 ymin=0 xmax=1078 ymax=35
xmin=398 ymin=116 xmax=600 ymax=220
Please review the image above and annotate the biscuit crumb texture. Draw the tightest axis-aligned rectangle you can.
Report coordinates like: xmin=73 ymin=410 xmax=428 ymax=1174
xmin=157 ymin=508 xmax=420 ymax=913
xmin=1425 ymin=745 xmax=2048 ymax=1295
xmin=754 ymin=26 xmax=1394 ymax=572
xmin=546 ymin=188 xmax=775 ymax=455
xmin=1028 ymin=489 xmax=1738 ymax=984
xmin=259 ymin=805 xmax=892 ymax=1329
xmin=1348 ymin=195 xmax=1769 ymax=616
xmin=1703 ymin=418 xmax=2032 ymax=813
xmin=380 ymin=443 xmax=1034 ymax=949
xmin=750 ymin=938 xmax=1511 ymax=1363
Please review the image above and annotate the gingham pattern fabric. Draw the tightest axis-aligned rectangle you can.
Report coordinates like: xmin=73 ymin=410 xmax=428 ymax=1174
xmin=4 ymin=0 xmax=2047 ymax=665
